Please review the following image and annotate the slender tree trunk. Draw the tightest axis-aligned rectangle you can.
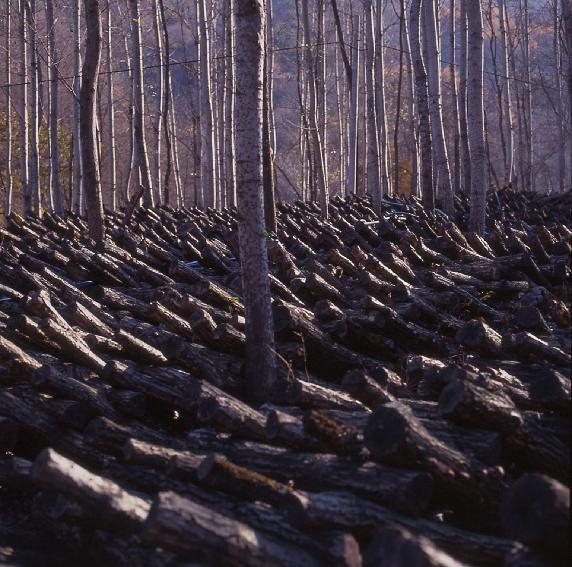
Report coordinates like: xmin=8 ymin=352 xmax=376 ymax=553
xmin=393 ymin=0 xmax=406 ymax=195
xmin=5 ymin=0 xmax=13 ymax=216
xmin=449 ymin=0 xmax=461 ymax=195
xmin=423 ymin=0 xmax=454 ymax=215
xmin=330 ymin=0 xmax=351 ymax=87
xmin=234 ymin=0 xmax=277 ymax=400
xmin=459 ymin=0 xmax=470 ymax=193
xmin=520 ymin=0 xmax=533 ymax=191
xmin=225 ymin=0 xmax=237 ymax=207
xmin=410 ymin=0 xmax=434 ymax=209
xmin=27 ymin=0 xmax=41 ymax=216
xmin=105 ymin=4 xmax=117 ymax=211
xmin=499 ymin=0 xmax=514 ymax=186
xmin=554 ymin=0 xmax=565 ymax=192
xmin=467 ymin=0 xmax=487 ymax=234
xmin=364 ymin=0 xmax=380 ymax=209
xmin=129 ymin=0 xmax=154 ymax=207
xmin=563 ymin=0 xmax=572 ymax=190
xmin=375 ymin=0 xmax=391 ymax=196
xmin=301 ymin=0 xmax=329 ymax=216
xmin=404 ymin=5 xmax=419 ymax=197
xmin=72 ymin=0 xmax=83 ymax=213
xmin=81 ymin=0 xmax=105 ymax=245
xmin=198 ymin=0 xmax=216 ymax=208
xmin=45 ymin=0 xmax=63 ymax=214
xmin=152 ymin=0 xmax=164 ymax=205
xmin=347 ymin=15 xmax=360 ymax=196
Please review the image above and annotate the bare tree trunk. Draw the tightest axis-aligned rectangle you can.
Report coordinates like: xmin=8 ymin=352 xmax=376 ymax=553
xmin=27 ymin=0 xmax=41 ymax=216
xmin=459 ymin=0 xmax=470 ymax=193
xmin=45 ymin=0 xmax=63 ymax=214
xmin=410 ymin=0 xmax=434 ymax=209
xmin=393 ymin=0 xmax=406 ymax=195
xmin=404 ymin=5 xmax=419 ymax=197
xmin=520 ymin=0 xmax=533 ymax=191
xmin=449 ymin=0 xmax=461 ymax=195
xmin=105 ymin=3 xmax=116 ymax=211
xmin=225 ymin=0 xmax=237 ymax=207
xmin=375 ymin=0 xmax=391 ymax=196
xmin=234 ymin=0 xmax=277 ymax=400
xmin=563 ymin=0 xmax=572 ymax=190
xmin=71 ymin=0 xmax=83 ymax=213
xmin=5 ymin=0 xmax=13 ymax=216
xmin=467 ymin=0 xmax=487 ymax=234
xmin=81 ymin=0 xmax=105 ymax=246
xmin=152 ymin=0 xmax=164 ymax=205
xmin=423 ymin=0 xmax=454 ymax=215
xmin=301 ymin=0 xmax=329 ymax=216
xmin=198 ymin=0 xmax=217 ymax=208
xmin=17 ymin=0 xmax=30 ymax=215
xmin=347 ymin=15 xmax=360 ymax=196
xmin=129 ymin=0 xmax=154 ymax=207
xmin=499 ymin=0 xmax=514 ymax=187
xmin=554 ymin=0 xmax=565 ymax=192
xmin=364 ymin=0 xmax=380 ymax=209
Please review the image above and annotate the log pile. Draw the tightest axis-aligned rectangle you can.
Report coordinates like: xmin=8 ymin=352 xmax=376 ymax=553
xmin=0 ymin=192 xmax=570 ymax=566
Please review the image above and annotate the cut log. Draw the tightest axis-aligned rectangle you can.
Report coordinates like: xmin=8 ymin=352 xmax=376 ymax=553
xmin=456 ymin=319 xmax=503 ymax=358
xmin=501 ymin=473 xmax=569 ymax=555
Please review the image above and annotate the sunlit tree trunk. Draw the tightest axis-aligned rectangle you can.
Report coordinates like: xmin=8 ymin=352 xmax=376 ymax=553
xmin=234 ymin=0 xmax=277 ymax=399
xmin=499 ymin=0 xmax=514 ymax=186
xmin=105 ymin=4 xmax=116 ymax=211
xmin=5 ymin=0 xmax=13 ymax=216
xmin=410 ymin=0 xmax=433 ymax=209
xmin=225 ymin=0 xmax=237 ymax=207
xmin=520 ymin=0 xmax=533 ymax=190
xmin=449 ymin=0 xmax=461 ymax=194
xmin=554 ymin=0 xmax=565 ymax=192
xmin=563 ymin=0 xmax=572 ymax=190
xmin=459 ymin=0 xmax=470 ymax=193
xmin=152 ymin=0 xmax=164 ymax=205
xmin=467 ymin=0 xmax=487 ymax=234
xmin=45 ymin=0 xmax=63 ymax=214
xmin=71 ymin=0 xmax=83 ymax=213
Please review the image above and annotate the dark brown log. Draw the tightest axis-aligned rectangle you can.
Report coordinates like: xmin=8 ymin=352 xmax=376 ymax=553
xmin=363 ymin=525 xmax=468 ymax=567
xmin=108 ymin=389 xmax=148 ymax=418
xmin=503 ymin=332 xmax=571 ymax=368
xmin=114 ymin=329 xmax=168 ymax=365
xmin=142 ymin=491 xmax=322 ymax=566
xmin=456 ymin=319 xmax=503 ymax=357
xmin=341 ymin=370 xmax=396 ymax=407
xmin=302 ymin=409 xmax=363 ymax=457
xmin=64 ymin=300 xmax=115 ymax=337
xmin=501 ymin=474 xmax=569 ymax=555
xmin=31 ymin=448 xmax=150 ymax=532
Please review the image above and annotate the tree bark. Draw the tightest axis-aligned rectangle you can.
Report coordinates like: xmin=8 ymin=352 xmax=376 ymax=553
xmin=410 ymin=0 xmax=434 ymax=209
xmin=4 ymin=0 xmax=13 ymax=216
xmin=105 ymin=3 xmax=117 ymax=211
xmin=234 ymin=0 xmax=277 ymax=399
xmin=80 ymin=0 xmax=105 ymax=246
xmin=466 ymin=0 xmax=487 ymax=234
xmin=71 ymin=0 xmax=83 ymax=214
xmin=347 ymin=15 xmax=361 ymax=197
xmin=129 ymin=0 xmax=154 ymax=207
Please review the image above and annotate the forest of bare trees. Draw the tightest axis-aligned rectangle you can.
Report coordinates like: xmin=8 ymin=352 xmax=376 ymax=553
xmin=0 ymin=0 xmax=570 ymax=227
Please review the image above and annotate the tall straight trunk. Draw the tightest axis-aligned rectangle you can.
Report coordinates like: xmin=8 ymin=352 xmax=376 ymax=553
xmin=393 ymin=0 xmax=406 ymax=195
xmin=157 ymin=0 xmax=172 ymax=205
xmin=18 ymin=0 xmax=29 ymax=214
xmin=347 ymin=15 xmax=360 ymax=196
xmin=129 ymin=0 xmax=154 ymax=207
xmin=449 ymin=0 xmax=461 ymax=194
xmin=364 ymin=0 xmax=381 ymax=209
xmin=81 ymin=0 xmax=105 ymax=245
xmin=330 ymin=0 xmax=351 ymax=87
xmin=563 ymin=0 xmax=572 ymax=190
xmin=410 ymin=0 xmax=434 ymax=209
xmin=263 ymin=0 xmax=277 ymax=231
xmin=458 ymin=0 xmax=470 ymax=193
xmin=27 ymin=0 xmax=41 ymax=216
xmin=234 ymin=0 xmax=277 ymax=400
xmin=225 ymin=0 xmax=237 ymax=207
xmin=467 ymin=0 xmax=487 ymax=234
xmin=105 ymin=4 xmax=116 ymax=210
xmin=45 ymin=0 xmax=63 ymax=214
xmin=334 ymin=47 xmax=345 ymax=195
xmin=404 ymin=5 xmax=419 ymax=196
xmin=520 ymin=0 xmax=533 ymax=191
xmin=217 ymin=10 xmax=227 ymax=209
xmin=198 ymin=0 xmax=216 ymax=208
xmin=71 ymin=0 xmax=83 ymax=213
xmin=499 ymin=0 xmax=514 ymax=186
xmin=301 ymin=0 xmax=328 ymax=216
xmin=375 ymin=0 xmax=391 ymax=196
xmin=554 ymin=0 xmax=565 ymax=192
xmin=152 ymin=0 xmax=164 ymax=205
xmin=316 ymin=0 xmax=327 ymax=198
xmin=423 ymin=0 xmax=454 ymax=215
xmin=5 ymin=0 xmax=13 ymax=216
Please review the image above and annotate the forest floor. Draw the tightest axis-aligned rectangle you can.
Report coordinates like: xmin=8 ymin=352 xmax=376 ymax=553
xmin=0 ymin=190 xmax=570 ymax=566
